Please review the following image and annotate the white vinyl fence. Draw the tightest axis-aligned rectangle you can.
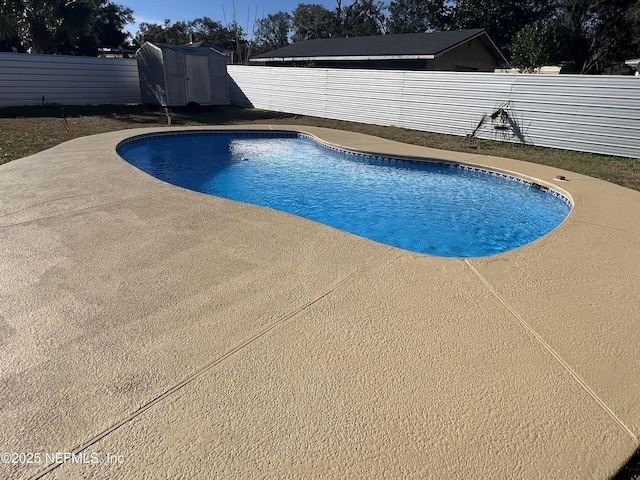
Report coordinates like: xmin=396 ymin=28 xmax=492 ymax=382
xmin=0 ymin=52 xmax=141 ymax=106
xmin=1 ymin=52 xmax=639 ymax=159
xmin=227 ymin=65 xmax=640 ymax=159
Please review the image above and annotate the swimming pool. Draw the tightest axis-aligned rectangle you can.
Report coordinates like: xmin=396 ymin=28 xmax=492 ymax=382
xmin=117 ymin=131 xmax=572 ymax=258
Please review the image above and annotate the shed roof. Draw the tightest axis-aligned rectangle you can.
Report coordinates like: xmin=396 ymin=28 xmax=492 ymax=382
xmin=251 ymin=29 xmax=506 ymax=64
xmin=187 ymin=41 xmax=229 ymax=55
xmin=143 ymin=42 xmax=226 ymax=58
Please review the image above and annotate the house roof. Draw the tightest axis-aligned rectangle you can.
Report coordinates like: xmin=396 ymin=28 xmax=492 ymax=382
xmin=251 ymin=29 xmax=507 ymax=64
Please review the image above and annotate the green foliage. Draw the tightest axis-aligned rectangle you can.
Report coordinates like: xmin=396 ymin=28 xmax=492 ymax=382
xmin=94 ymin=0 xmax=134 ymax=49
xmin=0 ymin=7 xmax=22 ymax=51
xmin=386 ymin=0 xmax=554 ymax=49
xmin=290 ymin=1 xmax=385 ymax=43
xmin=452 ymin=0 xmax=555 ymax=52
xmin=387 ymin=0 xmax=450 ymax=33
xmin=5 ymin=0 xmax=637 ymax=70
xmin=291 ymin=4 xmax=337 ymax=42
xmin=630 ymin=0 xmax=640 ymax=47
xmin=136 ymin=18 xmax=249 ymax=63
xmin=0 ymin=7 xmax=17 ymax=40
xmin=0 ymin=0 xmax=133 ymax=54
xmin=510 ymin=22 xmax=557 ymax=72
xmin=387 ymin=0 xmax=640 ymax=73
xmin=136 ymin=19 xmax=190 ymax=45
xmin=6 ymin=0 xmax=95 ymax=53
xmin=253 ymin=12 xmax=292 ymax=54
xmin=189 ymin=17 xmax=241 ymax=50
xmin=335 ymin=0 xmax=386 ymax=37
xmin=548 ymin=0 xmax=640 ymax=73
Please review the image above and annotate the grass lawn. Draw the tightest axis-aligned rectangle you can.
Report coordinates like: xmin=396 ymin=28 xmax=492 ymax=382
xmin=1 ymin=104 xmax=639 ymax=192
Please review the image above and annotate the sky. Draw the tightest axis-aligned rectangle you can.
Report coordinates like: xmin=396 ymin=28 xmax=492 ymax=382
xmin=121 ymin=0 xmax=339 ymax=39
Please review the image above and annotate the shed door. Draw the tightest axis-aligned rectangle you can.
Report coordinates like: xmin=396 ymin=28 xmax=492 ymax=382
xmin=184 ymin=55 xmax=211 ymax=105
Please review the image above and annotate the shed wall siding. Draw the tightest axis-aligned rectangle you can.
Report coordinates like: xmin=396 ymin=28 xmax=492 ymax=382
xmin=0 ymin=52 xmax=140 ymax=106
xmin=228 ymin=65 xmax=640 ymax=158
xmin=209 ymin=56 xmax=231 ymax=104
xmin=163 ymin=50 xmax=187 ymax=106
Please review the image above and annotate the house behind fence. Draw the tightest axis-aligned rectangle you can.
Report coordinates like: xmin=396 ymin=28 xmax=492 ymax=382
xmin=249 ymin=29 xmax=506 ymax=72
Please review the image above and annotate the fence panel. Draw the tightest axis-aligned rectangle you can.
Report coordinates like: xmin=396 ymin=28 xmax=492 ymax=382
xmin=228 ymin=65 xmax=640 ymax=158
xmin=1 ymin=56 xmax=638 ymax=159
xmin=0 ymin=52 xmax=141 ymax=106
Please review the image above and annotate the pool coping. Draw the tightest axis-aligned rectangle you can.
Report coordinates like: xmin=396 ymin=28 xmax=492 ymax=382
xmin=1 ymin=124 xmax=638 ymax=479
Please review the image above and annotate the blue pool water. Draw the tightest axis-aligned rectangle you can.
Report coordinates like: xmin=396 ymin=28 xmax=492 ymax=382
xmin=117 ymin=131 xmax=571 ymax=258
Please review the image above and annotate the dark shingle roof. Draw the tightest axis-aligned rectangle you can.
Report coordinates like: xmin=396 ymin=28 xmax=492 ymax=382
xmin=251 ymin=29 xmax=504 ymax=62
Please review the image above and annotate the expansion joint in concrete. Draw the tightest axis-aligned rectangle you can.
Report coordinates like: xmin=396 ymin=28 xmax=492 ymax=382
xmin=464 ymin=259 xmax=638 ymax=444
xmin=28 ymin=247 xmax=396 ymax=480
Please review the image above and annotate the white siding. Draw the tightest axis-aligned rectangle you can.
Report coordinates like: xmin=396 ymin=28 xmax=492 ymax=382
xmin=0 ymin=52 xmax=140 ymax=106
xmin=228 ymin=65 xmax=640 ymax=159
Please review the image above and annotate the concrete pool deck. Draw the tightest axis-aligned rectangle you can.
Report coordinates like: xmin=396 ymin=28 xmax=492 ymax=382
xmin=0 ymin=125 xmax=638 ymax=479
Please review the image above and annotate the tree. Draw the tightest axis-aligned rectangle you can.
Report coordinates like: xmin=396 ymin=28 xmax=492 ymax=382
xmin=291 ymin=4 xmax=337 ymax=42
xmin=291 ymin=1 xmax=385 ymax=42
xmin=0 ymin=9 xmax=21 ymax=51
xmin=70 ymin=0 xmax=134 ymax=55
xmin=509 ymin=22 xmax=556 ymax=72
xmin=253 ymin=11 xmax=292 ymax=54
xmin=451 ymin=0 xmax=556 ymax=53
xmin=1 ymin=0 xmax=95 ymax=54
xmin=0 ymin=8 xmax=16 ymax=40
xmin=506 ymin=0 xmax=640 ymax=74
xmin=548 ymin=0 xmax=640 ymax=73
xmin=225 ymin=20 xmax=249 ymax=63
xmin=551 ymin=0 xmax=600 ymax=72
xmin=189 ymin=17 xmax=237 ymax=48
xmin=135 ymin=18 xmax=249 ymax=63
xmin=135 ymin=22 xmax=166 ymax=44
xmin=629 ymin=0 xmax=640 ymax=58
xmin=386 ymin=0 xmax=554 ymax=52
xmin=387 ymin=0 xmax=450 ymax=33
xmin=1 ymin=0 xmax=133 ymax=54
xmin=93 ymin=0 xmax=134 ymax=49
xmin=136 ymin=19 xmax=190 ymax=45
xmin=336 ymin=0 xmax=386 ymax=37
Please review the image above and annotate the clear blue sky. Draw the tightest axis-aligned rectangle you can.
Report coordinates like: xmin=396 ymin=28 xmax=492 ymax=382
xmin=122 ymin=0 xmax=339 ymax=39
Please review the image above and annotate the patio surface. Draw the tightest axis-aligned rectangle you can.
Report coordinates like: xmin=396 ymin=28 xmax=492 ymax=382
xmin=1 ymin=125 xmax=639 ymax=479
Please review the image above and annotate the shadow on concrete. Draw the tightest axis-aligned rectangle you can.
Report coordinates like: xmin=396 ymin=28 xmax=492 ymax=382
xmin=612 ymin=447 xmax=640 ymax=479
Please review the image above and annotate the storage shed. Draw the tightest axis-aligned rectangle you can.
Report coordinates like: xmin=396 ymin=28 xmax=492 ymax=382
xmin=136 ymin=42 xmax=230 ymax=107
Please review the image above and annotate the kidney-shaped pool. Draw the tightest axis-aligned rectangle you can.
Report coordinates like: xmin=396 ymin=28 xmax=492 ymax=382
xmin=117 ymin=131 xmax=572 ymax=258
